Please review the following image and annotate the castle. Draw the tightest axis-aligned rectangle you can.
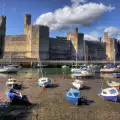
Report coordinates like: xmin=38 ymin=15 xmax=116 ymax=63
xmin=0 ymin=14 xmax=119 ymax=61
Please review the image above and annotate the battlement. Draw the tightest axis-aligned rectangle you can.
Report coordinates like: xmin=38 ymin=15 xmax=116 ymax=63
xmin=24 ymin=14 xmax=31 ymax=26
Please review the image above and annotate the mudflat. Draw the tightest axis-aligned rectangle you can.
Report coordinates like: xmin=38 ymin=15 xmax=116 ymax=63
xmin=0 ymin=71 xmax=120 ymax=120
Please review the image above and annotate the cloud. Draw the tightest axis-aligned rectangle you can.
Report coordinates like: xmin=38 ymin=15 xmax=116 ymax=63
xmin=35 ymin=2 xmax=115 ymax=31
xmin=104 ymin=26 xmax=120 ymax=36
xmin=84 ymin=31 xmax=101 ymax=41
xmin=84 ymin=34 xmax=98 ymax=40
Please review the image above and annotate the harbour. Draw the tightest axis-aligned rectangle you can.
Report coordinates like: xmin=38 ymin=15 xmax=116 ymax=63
xmin=0 ymin=68 xmax=120 ymax=120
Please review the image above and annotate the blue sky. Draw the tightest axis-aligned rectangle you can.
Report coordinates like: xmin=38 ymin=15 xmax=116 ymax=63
xmin=0 ymin=0 xmax=120 ymax=40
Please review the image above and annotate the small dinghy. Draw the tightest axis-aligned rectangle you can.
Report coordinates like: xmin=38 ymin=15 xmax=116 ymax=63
xmin=37 ymin=77 xmax=51 ymax=87
xmin=6 ymin=89 xmax=31 ymax=105
xmin=6 ymin=77 xmax=23 ymax=90
xmin=65 ymin=88 xmax=88 ymax=105
xmin=72 ymin=79 xmax=84 ymax=90
xmin=98 ymin=87 xmax=120 ymax=102
xmin=107 ymin=80 xmax=120 ymax=89
xmin=112 ymin=73 xmax=120 ymax=78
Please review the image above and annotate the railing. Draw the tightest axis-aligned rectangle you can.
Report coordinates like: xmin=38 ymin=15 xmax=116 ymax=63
xmin=0 ymin=58 xmax=120 ymax=64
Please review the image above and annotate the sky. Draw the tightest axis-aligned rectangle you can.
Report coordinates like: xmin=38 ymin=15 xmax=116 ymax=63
xmin=0 ymin=0 xmax=120 ymax=40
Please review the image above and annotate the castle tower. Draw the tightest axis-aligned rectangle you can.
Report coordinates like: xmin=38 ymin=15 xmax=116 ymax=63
xmin=103 ymin=31 xmax=116 ymax=60
xmin=74 ymin=28 xmax=78 ymax=33
xmin=104 ymin=32 xmax=108 ymax=38
xmin=24 ymin=14 xmax=31 ymax=35
xmin=67 ymin=28 xmax=84 ymax=60
xmin=0 ymin=16 xmax=6 ymax=58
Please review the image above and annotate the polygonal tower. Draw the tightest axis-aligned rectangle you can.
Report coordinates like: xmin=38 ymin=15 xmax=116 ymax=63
xmin=0 ymin=16 xmax=6 ymax=58
xmin=24 ymin=14 xmax=31 ymax=35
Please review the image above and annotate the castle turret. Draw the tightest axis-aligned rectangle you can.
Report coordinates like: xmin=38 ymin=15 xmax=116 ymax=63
xmin=74 ymin=28 xmax=78 ymax=33
xmin=104 ymin=32 xmax=108 ymax=38
xmin=0 ymin=16 xmax=6 ymax=58
xmin=24 ymin=14 xmax=31 ymax=34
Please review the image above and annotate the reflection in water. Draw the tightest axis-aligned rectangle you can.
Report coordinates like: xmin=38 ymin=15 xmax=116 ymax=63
xmin=0 ymin=73 xmax=9 ymax=78
xmin=100 ymin=73 xmax=113 ymax=79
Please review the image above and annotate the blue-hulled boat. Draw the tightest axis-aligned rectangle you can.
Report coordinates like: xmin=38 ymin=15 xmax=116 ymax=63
xmin=100 ymin=64 xmax=120 ymax=73
xmin=65 ymin=88 xmax=88 ymax=105
xmin=98 ymin=87 xmax=120 ymax=102
xmin=6 ymin=89 xmax=31 ymax=105
xmin=112 ymin=73 xmax=120 ymax=78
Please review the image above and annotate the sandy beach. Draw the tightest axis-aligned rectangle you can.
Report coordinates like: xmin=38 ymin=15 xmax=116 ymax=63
xmin=0 ymin=69 xmax=120 ymax=120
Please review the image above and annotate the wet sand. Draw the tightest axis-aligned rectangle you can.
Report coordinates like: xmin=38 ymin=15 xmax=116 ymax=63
xmin=0 ymin=71 xmax=120 ymax=120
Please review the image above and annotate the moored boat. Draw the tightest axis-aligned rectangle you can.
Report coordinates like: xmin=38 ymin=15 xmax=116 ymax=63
xmin=6 ymin=89 xmax=31 ymax=105
xmin=72 ymin=79 xmax=84 ymax=89
xmin=71 ymin=69 xmax=94 ymax=78
xmin=100 ymin=64 xmax=120 ymax=73
xmin=112 ymin=73 xmax=120 ymax=78
xmin=65 ymin=88 xmax=88 ymax=105
xmin=107 ymin=80 xmax=120 ymax=89
xmin=0 ymin=64 xmax=21 ymax=73
xmin=6 ymin=77 xmax=23 ymax=90
xmin=98 ymin=87 xmax=120 ymax=102
xmin=37 ymin=77 xmax=51 ymax=87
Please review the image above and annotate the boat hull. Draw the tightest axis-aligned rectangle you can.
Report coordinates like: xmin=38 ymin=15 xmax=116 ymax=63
xmin=65 ymin=95 xmax=79 ymax=105
xmin=100 ymin=68 xmax=120 ymax=73
xmin=72 ymin=82 xmax=83 ymax=90
xmin=71 ymin=72 xmax=93 ymax=78
xmin=9 ymin=95 xmax=31 ymax=105
xmin=112 ymin=73 xmax=120 ymax=78
xmin=0 ymin=67 xmax=21 ymax=73
xmin=98 ymin=94 xmax=120 ymax=102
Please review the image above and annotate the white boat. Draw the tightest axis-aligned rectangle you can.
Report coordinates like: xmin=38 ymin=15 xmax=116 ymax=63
xmin=71 ymin=67 xmax=94 ymax=78
xmin=6 ymin=78 xmax=18 ymax=86
xmin=37 ymin=77 xmax=51 ymax=87
xmin=72 ymin=79 xmax=84 ymax=89
xmin=100 ymin=64 xmax=120 ymax=73
xmin=98 ymin=87 xmax=120 ymax=102
xmin=100 ymin=68 xmax=120 ymax=73
xmin=88 ymin=64 xmax=100 ymax=73
xmin=62 ymin=65 xmax=69 ymax=69
xmin=6 ymin=77 xmax=23 ymax=89
xmin=107 ymin=80 xmax=120 ymax=89
xmin=0 ymin=64 xmax=21 ymax=73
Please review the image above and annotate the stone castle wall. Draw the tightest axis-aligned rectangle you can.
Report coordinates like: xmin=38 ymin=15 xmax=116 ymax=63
xmin=49 ymin=38 xmax=71 ymax=59
xmin=4 ymin=35 xmax=27 ymax=58
xmin=0 ymin=14 xmax=113 ymax=61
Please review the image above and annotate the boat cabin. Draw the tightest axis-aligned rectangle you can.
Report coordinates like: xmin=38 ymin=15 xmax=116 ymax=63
xmin=101 ymin=88 xmax=119 ymax=96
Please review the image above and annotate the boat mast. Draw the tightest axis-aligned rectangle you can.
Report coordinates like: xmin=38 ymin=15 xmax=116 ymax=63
xmin=10 ymin=36 xmax=12 ymax=64
xmin=114 ymin=48 xmax=116 ymax=65
xmin=76 ymin=50 xmax=77 ymax=68
xmin=39 ymin=54 xmax=43 ymax=77
xmin=84 ymin=40 xmax=86 ymax=65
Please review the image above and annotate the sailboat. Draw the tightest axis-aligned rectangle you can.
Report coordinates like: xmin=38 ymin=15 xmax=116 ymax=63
xmin=71 ymin=42 xmax=94 ymax=78
xmin=0 ymin=36 xmax=21 ymax=73
xmin=100 ymin=48 xmax=120 ymax=73
xmin=37 ymin=56 xmax=51 ymax=87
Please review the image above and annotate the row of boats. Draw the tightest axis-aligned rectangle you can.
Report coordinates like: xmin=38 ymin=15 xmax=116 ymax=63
xmin=4 ymin=74 xmax=120 ymax=106
xmin=65 ymin=79 xmax=120 ymax=105
xmin=5 ymin=76 xmax=53 ymax=105
xmin=70 ymin=64 xmax=120 ymax=78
